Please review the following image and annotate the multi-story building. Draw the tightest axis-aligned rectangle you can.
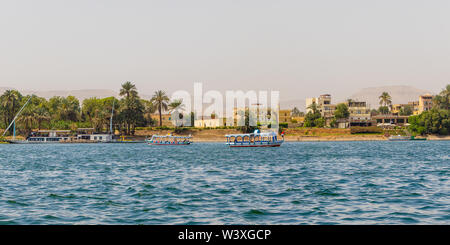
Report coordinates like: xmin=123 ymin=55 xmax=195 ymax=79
xmin=306 ymin=94 xmax=336 ymax=126
xmin=408 ymin=101 xmax=419 ymax=115
xmin=347 ymin=101 xmax=371 ymax=120
xmin=409 ymin=94 xmax=434 ymax=115
xmin=345 ymin=101 xmax=373 ymax=127
xmin=418 ymin=94 xmax=434 ymax=114
xmin=306 ymin=94 xmax=336 ymax=117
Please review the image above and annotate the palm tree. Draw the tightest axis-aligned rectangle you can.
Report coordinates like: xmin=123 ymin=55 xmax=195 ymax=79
xmin=120 ymin=81 xmax=138 ymax=99
xmin=307 ymin=102 xmax=318 ymax=114
xmin=168 ymin=99 xmax=184 ymax=112
xmin=0 ymin=90 xmax=22 ymax=133
xmin=151 ymin=90 xmax=170 ymax=127
xmin=379 ymin=92 xmax=392 ymax=107
xmin=35 ymin=106 xmax=50 ymax=130
xmin=18 ymin=109 xmax=35 ymax=136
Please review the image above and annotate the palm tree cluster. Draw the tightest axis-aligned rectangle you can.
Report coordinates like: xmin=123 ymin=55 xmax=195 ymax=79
xmin=0 ymin=82 xmax=184 ymax=136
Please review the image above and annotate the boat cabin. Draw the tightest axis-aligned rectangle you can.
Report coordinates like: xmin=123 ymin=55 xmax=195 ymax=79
xmin=76 ymin=128 xmax=113 ymax=142
xmin=27 ymin=130 xmax=71 ymax=142
xmin=225 ymin=130 xmax=284 ymax=147
xmin=148 ymin=135 xmax=192 ymax=145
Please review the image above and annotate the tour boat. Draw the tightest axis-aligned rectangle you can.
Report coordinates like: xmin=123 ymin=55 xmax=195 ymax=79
xmin=146 ymin=135 xmax=193 ymax=145
xmin=388 ymin=135 xmax=427 ymax=141
xmin=225 ymin=130 xmax=284 ymax=147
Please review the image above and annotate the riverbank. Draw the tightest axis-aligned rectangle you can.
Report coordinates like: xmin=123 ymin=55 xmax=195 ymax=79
xmin=2 ymin=128 xmax=448 ymax=144
xmin=133 ymin=128 xmax=450 ymax=142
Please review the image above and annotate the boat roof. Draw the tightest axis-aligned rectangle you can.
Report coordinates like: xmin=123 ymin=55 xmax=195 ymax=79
xmin=151 ymin=135 xmax=192 ymax=138
xmin=225 ymin=132 xmax=277 ymax=137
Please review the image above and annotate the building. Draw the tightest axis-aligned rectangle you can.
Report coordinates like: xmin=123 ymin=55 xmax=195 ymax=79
xmin=408 ymin=101 xmax=420 ymax=115
xmin=305 ymin=98 xmax=318 ymax=114
xmin=306 ymin=95 xmax=335 ymax=117
xmin=372 ymin=115 xmax=409 ymax=126
xmin=409 ymin=94 xmax=434 ymax=115
xmin=279 ymin=109 xmax=292 ymax=123
xmin=391 ymin=104 xmax=408 ymax=115
xmin=418 ymin=94 xmax=434 ymax=114
xmin=346 ymin=101 xmax=373 ymax=127
xmin=194 ymin=118 xmax=222 ymax=128
xmin=151 ymin=113 xmax=172 ymax=127
xmin=347 ymin=101 xmax=371 ymax=120
xmin=317 ymin=94 xmax=335 ymax=118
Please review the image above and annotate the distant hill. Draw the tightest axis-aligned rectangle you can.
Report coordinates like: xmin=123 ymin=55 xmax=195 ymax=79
xmin=20 ymin=89 xmax=119 ymax=101
xmin=348 ymin=85 xmax=432 ymax=109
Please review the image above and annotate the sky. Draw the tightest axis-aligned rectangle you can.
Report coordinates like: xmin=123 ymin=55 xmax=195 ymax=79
xmin=0 ymin=0 xmax=449 ymax=100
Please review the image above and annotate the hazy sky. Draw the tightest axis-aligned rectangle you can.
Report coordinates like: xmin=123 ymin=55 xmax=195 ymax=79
xmin=0 ymin=0 xmax=449 ymax=100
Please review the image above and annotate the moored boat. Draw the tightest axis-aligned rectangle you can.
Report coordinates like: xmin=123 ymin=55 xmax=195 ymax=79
xmin=388 ymin=135 xmax=428 ymax=141
xmin=225 ymin=130 xmax=284 ymax=147
xmin=388 ymin=135 xmax=411 ymax=141
xmin=146 ymin=135 xmax=193 ymax=145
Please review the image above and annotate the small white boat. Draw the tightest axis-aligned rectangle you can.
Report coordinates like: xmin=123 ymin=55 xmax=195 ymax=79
xmin=146 ymin=135 xmax=193 ymax=145
xmin=388 ymin=135 xmax=411 ymax=141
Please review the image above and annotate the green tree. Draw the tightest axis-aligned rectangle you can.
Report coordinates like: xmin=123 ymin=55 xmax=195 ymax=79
xmin=304 ymin=111 xmax=322 ymax=127
xmin=150 ymin=90 xmax=170 ymax=127
xmin=433 ymin=84 xmax=450 ymax=110
xmin=379 ymin=92 xmax=392 ymax=109
xmin=378 ymin=106 xmax=390 ymax=115
xmin=399 ymin=105 xmax=413 ymax=116
xmin=334 ymin=103 xmax=350 ymax=119
xmin=0 ymin=90 xmax=23 ymax=134
xmin=409 ymin=109 xmax=450 ymax=135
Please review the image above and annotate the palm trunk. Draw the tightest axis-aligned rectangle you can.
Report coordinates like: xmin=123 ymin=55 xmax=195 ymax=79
xmin=159 ymin=105 xmax=162 ymax=127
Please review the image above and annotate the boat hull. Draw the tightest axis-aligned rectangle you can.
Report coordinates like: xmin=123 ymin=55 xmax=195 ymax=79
xmin=228 ymin=144 xmax=281 ymax=147
xmin=148 ymin=143 xmax=191 ymax=145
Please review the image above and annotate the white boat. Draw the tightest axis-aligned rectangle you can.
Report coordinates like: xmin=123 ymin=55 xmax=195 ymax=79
xmin=388 ymin=135 xmax=411 ymax=141
xmin=225 ymin=130 xmax=284 ymax=147
xmin=146 ymin=135 xmax=193 ymax=145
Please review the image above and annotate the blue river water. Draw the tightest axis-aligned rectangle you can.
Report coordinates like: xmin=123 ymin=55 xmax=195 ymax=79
xmin=0 ymin=141 xmax=448 ymax=224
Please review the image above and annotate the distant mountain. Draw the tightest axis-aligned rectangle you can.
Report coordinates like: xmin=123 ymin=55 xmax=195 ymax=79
xmin=20 ymin=89 xmax=119 ymax=101
xmin=348 ymin=85 xmax=432 ymax=109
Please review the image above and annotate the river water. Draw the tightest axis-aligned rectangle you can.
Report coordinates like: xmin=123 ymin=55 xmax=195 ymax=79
xmin=0 ymin=141 xmax=448 ymax=224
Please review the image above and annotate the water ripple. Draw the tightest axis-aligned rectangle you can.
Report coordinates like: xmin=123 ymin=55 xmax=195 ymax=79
xmin=0 ymin=141 xmax=448 ymax=224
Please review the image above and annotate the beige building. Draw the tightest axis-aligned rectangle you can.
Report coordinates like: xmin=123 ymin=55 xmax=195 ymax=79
xmin=418 ymin=94 xmax=434 ymax=114
xmin=306 ymin=94 xmax=336 ymax=118
xmin=194 ymin=118 xmax=222 ymax=128
xmin=305 ymin=97 xmax=318 ymax=114
xmin=409 ymin=94 xmax=434 ymax=115
xmin=391 ymin=104 xmax=408 ymax=115
xmin=151 ymin=113 xmax=172 ymax=127
xmin=347 ymin=101 xmax=371 ymax=120
xmin=279 ymin=109 xmax=292 ymax=123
